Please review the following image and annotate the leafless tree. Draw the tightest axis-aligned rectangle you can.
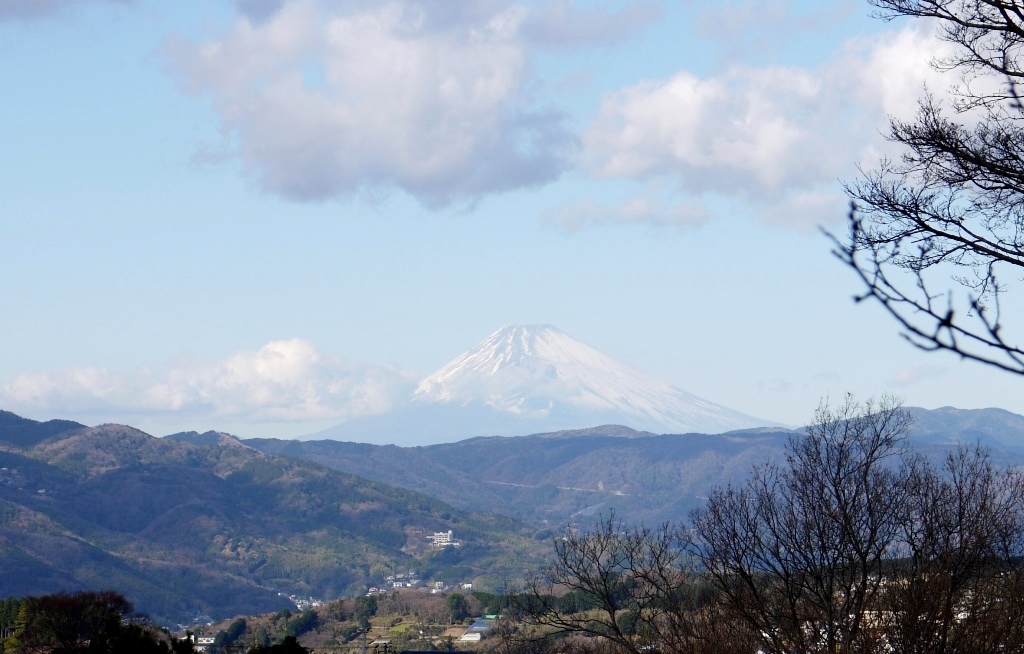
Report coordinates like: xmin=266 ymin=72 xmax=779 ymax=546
xmin=880 ymin=444 xmax=1024 ymax=654
xmin=691 ymin=395 xmax=912 ymax=654
xmin=837 ymin=0 xmax=1024 ymax=374
xmin=509 ymin=514 xmax=755 ymax=654
xmin=513 ymin=396 xmax=1024 ymax=654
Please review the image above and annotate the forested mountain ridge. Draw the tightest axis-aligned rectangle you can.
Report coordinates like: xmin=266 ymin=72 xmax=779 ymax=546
xmin=247 ymin=406 xmax=1024 ymax=527
xmin=905 ymin=406 xmax=1024 ymax=450
xmin=0 ymin=410 xmax=85 ymax=448
xmin=247 ymin=426 xmax=795 ymax=526
xmin=0 ymin=416 xmax=544 ymax=626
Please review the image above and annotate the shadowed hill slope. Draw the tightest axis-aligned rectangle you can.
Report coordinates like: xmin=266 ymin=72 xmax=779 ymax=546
xmin=247 ymin=407 xmax=1024 ymax=527
xmin=247 ymin=425 xmax=795 ymax=526
xmin=0 ymin=417 xmax=543 ymax=626
xmin=0 ymin=410 xmax=85 ymax=448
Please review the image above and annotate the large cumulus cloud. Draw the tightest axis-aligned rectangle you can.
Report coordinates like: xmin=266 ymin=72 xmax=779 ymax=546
xmin=578 ymin=25 xmax=960 ymax=231
xmin=165 ymin=0 xmax=661 ymax=206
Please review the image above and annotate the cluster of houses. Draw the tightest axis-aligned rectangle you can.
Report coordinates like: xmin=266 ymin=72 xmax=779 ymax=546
xmin=279 ymin=593 xmax=323 ymax=611
xmin=386 ymin=571 xmax=421 ymax=588
xmin=367 ymin=579 xmax=474 ymax=596
xmin=363 ymin=532 xmax=471 ymax=596
xmin=292 ymin=598 xmax=316 ymax=611
xmin=174 ymin=612 xmax=213 ymax=632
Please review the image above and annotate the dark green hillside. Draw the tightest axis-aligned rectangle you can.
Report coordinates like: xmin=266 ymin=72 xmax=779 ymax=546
xmin=249 ymin=408 xmax=1024 ymax=527
xmin=0 ymin=410 xmax=84 ymax=448
xmin=0 ymin=416 xmax=543 ymax=626
xmin=248 ymin=427 xmax=794 ymax=526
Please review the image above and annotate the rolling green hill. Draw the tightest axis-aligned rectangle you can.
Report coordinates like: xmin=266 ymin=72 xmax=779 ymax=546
xmin=0 ymin=416 xmax=545 ymax=626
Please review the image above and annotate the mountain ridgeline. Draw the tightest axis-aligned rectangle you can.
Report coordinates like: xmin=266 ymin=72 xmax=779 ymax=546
xmin=249 ymin=426 xmax=793 ymax=527
xmin=0 ymin=410 xmax=85 ymax=448
xmin=0 ymin=413 xmax=545 ymax=626
xmin=248 ymin=406 xmax=1024 ymax=527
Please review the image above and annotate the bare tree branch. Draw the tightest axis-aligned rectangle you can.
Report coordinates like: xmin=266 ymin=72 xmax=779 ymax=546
xmin=839 ymin=1 xmax=1024 ymax=374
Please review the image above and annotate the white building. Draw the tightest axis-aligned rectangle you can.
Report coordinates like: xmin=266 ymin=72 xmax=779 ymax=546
xmin=430 ymin=530 xmax=459 ymax=547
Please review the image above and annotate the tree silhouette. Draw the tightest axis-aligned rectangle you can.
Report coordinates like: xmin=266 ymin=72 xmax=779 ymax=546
xmin=511 ymin=396 xmax=1024 ymax=654
xmin=9 ymin=590 xmax=189 ymax=654
xmin=838 ymin=0 xmax=1024 ymax=374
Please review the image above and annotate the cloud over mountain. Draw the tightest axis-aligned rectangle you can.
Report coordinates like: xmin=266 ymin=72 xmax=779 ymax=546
xmin=1 ymin=327 xmax=775 ymax=443
xmin=0 ymin=339 xmax=415 ymax=426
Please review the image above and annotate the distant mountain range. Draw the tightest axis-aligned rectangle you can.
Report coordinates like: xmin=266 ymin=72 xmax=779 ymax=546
xmin=4 ymin=401 xmax=1024 ymax=626
xmin=249 ymin=406 xmax=1024 ymax=527
xmin=310 ymin=325 xmax=778 ymax=445
xmin=0 ymin=411 xmax=544 ymax=626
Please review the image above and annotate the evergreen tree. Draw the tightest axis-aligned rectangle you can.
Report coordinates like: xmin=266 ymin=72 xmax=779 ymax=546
xmin=444 ymin=594 xmax=469 ymax=625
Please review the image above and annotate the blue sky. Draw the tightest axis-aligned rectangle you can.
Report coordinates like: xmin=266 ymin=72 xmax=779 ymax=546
xmin=2 ymin=0 xmax=1019 ymax=438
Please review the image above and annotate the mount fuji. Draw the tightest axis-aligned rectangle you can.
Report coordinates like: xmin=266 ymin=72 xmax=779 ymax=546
xmin=308 ymin=325 xmax=777 ymax=445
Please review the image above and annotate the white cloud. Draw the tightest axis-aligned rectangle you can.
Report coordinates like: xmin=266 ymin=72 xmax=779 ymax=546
xmin=170 ymin=0 xmax=955 ymax=233
xmin=587 ymin=66 xmax=834 ymax=189
xmin=170 ymin=0 xmax=656 ymax=206
xmin=0 ymin=339 xmax=417 ymax=425
xmin=581 ymin=24 xmax=960 ymax=230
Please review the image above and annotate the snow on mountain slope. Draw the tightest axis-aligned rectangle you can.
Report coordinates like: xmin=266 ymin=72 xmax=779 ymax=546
xmin=412 ymin=325 xmax=772 ymax=435
xmin=307 ymin=325 xmax=776 ymax=445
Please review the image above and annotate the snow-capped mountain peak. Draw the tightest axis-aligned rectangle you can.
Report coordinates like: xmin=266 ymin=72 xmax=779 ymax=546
xmin=411 ymin=324 xmax=771 ymax=434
